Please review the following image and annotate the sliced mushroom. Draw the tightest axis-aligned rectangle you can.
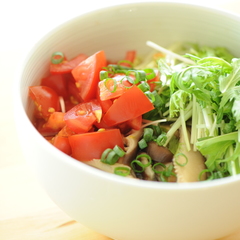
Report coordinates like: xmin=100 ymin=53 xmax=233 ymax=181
xmin=84 ymin=159 xmax=136 ymax=178
xmin=118 ymin=129 xmax=143 ymax=165
xmin=146 ymin=141 xmax=173 ymax=163
xmin=173 ymin=127 xmax=206 ymax=183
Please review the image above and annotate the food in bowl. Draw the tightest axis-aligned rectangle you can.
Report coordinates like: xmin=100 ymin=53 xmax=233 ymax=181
xmin=28 ymin=39 xmax=240 ymax=183
xmin=15 ymin=2 xmax=240 ymax=240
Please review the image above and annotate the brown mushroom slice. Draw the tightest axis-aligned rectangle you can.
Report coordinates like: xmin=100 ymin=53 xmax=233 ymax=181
xmin=154 ymin=162 xmax=177 ymax=182
xmin=119 ymin=129 xmax=143 ymax=165
xmin=173 ymin=127 xmax=206 ymax=183
xmin=84 ymin=159 xmax=136 ymax=178
xmin=146 ymin=141 xmax=173 ymax=163
xmin=137 ymin=153 xmax=156 ymax=181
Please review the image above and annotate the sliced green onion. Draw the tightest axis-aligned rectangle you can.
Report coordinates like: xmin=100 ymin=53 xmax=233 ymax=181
xmin=103 ymin=66 xmax=116 ymax=76
xmin=198 ymin=169 xmax=213 ymax=181
xmin=138 ymin=138 xmax=148 ymax=149
xmin=126 ymin=70 xmax=146 ymax=84
xmin=123 ymin=75 xmax=135 ymax=85
xmin=114 ymin=166 xmax=131 ymax=176
xmin=100 ymin=70 xmax=109 ymax=81
xmin=174 ymin=153 xmax=188 ymax=167
xmin=138 ymin=81 xmax=150 ymax=92
xmin=152 ymin=162 xmax=166 ymax=174
xmin=156 ymin=132 xmax=167 ymax=146
xmin=131 ymin=154 xmax=152 ymax=173
xmin=144 ymin=91 xmax=156 ymax=103
xmin=101 ymin=145 xmax=125 ymax=165
xmin=131 ymin=160 xmax=145 ymax=173
xmin=104 ymin=78 xmax=117 ymax=93
xmin=153 ymin=163 xmax=176 ymax=182
xmin=136 ymin=154 xmax=152 ymax=167
xmin=113 ymin=145 xmax=125 ymax=157
xmin=101 ymin=148 xmax=119 ymax=165
xmin=101 ymin=148 xmax=112 ymax=161
xmin=106 ymin=151 xmax=119 ymax=165
xmin=151 ymin=124 xmax=162 ymax=136
xmin=119 ymin=76 xmax=133 ymax=89
xmin=143 ymin=128 xmax=154 ymax=142
xmin=51 ymin=52 xmax=64 ymax=64
xmin=151 ymin=91 xmax=163 ymax=108
xmin=144 ymin=68 xmax=156 ymax=80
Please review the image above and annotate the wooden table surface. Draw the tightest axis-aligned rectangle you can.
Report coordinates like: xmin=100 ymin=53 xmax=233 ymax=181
xmin=1 ymin=1 xmax=240 ymax=239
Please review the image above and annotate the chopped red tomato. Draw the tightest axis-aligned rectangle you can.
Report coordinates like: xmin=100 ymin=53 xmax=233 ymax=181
xmin=103 ymin=85 xmax=154 ymax=126
xmin=69 ymin=129 xmax=124 ymax=161
xmin=126 ymin=115 xmax=142 ymax=130
xmin=71 ymin=50 xmax=107 ymax=102
xmin=29 ymin=86 xmax=60 ymax=119
xmin=53 ymin=135 xmax=72 ymax=155
xmin=50 ymin=53 xmax=88 ymax=74
xmin=96 ymin=86 xmax=113 ymax=113
xmin=98 ymin=73 xmax=133 ymax=101
xmin=64 ymin=99 xmax=102 ymax=133
xmin=44 ymin=112 xmax=65 ymax=130
xmin=35 ymin=112 xmax=65 ymax=136
xmin=41 ymin=74 xmax=68 ymax=99
xmin=120 ymin=50 xmax=136 ymax=67
xmin=58 ymin=125 xmax=76 ymax=137
xmin=67 ymin=80 xmax=82 ymax=104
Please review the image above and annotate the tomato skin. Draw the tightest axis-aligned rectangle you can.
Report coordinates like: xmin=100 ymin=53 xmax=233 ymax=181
xmin=53 ymin=135 xmax=72 ymax=155
xmin=50 ymin=53 xmax=88 ymax=74
xmin=41 ymin=74 xmax=68 ymax=99
xmin=72 ymin=50 xmax=107 ymax=102
xmin=29 ymin=86 xmax=60 ymax=119
xmin=69 ymin=129 xmax=124 ymax=161
xmin=64 ymin=99 xmax=102 ymax=133
xmin=103 ymin=85 xmax=154 ymax=126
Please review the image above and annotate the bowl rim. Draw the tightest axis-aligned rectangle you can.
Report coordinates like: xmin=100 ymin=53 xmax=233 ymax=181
xmin=14 ymin=0 xmax=240 ymax=191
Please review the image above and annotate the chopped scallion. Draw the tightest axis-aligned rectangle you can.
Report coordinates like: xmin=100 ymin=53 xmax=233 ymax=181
xmin=113 ymin=145 xmax=126 ymax=157
xmin=51 ymin=52 xmax=64 ymax=64
xmin=114 ymin=166 xmax=131 ymax=176
xmin=138 ymin=138 xmax=148 ymax=149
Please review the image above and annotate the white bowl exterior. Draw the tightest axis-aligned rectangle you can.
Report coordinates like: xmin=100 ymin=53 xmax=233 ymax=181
xmin=15 ymin=2 xmax=240 ymax=240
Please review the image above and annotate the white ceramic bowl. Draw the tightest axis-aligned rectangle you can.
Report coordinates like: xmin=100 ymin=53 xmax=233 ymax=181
xmin=14 ymin=2 xmax=240 ymax=240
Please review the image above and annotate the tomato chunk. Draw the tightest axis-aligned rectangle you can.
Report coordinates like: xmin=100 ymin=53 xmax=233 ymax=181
xmin=50 ymin=53 xmax=88 ymax=74
xmin=41 ymin=74 xmax=68 ymax=99
xmin=64 ymin=99 xmax=102 ymax=133
xmin=69 ymin=129 xmax=124 ymax=161
xmin=103 ymin=85 xmax=154 ymax=126
xmin=53 ymin=135 xmax=72 ymax=155
xmin=72 ymin=50 xmax=107 ymax=102
xmin=126 ymin=115 xmax=142 ymax=130
xmin=29 ymin=86 xmax=60 ymax=119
